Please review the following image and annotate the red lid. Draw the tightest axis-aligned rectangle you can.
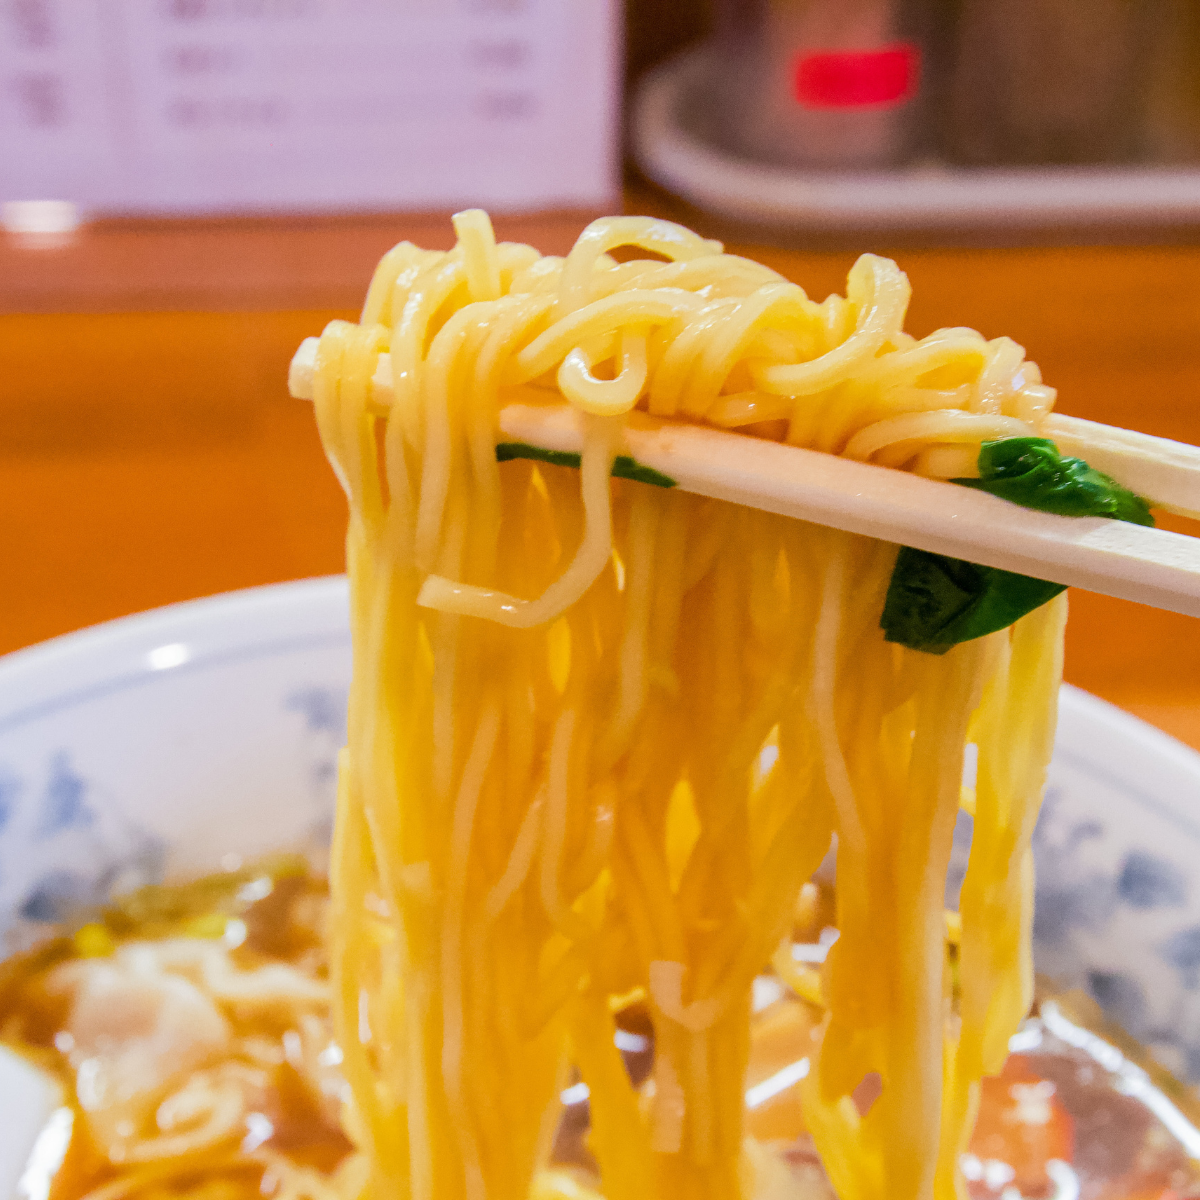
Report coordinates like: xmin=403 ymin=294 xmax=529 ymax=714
xmin=793 ymin=43 xmax=920 ymax=110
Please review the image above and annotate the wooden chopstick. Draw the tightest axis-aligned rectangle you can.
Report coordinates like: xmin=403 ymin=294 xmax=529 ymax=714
xmin=1042 ymin=413 xmax=1200 ymax=520
xmin=289 ymin=338 xmax=1200 ymax=618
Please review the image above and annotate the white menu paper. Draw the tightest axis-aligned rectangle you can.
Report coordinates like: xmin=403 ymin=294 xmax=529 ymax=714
xmin=0 ymin=0 xmax=619 ymax=217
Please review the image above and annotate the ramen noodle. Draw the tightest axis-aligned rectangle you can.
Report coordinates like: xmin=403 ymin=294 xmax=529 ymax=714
xmin=306 ymin=213 xmax=1074 ymax=1200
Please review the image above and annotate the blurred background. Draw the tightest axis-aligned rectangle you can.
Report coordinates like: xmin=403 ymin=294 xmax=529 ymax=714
xmin=3 ymin=0 xmax=1199 ymax=748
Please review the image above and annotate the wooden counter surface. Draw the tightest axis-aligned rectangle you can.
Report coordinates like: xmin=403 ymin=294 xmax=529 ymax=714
xmin=2 ymin=197 xmax=1199 ymax=751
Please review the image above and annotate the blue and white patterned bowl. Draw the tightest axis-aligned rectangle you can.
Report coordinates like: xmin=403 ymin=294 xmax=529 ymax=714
xmin=1 ymin=578 xmax=1199 ymax=1084
xmin=0 ymin=578 xmax=351 ymax=948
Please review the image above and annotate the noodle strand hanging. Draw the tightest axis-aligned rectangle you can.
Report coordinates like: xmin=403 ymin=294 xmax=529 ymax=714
xmin=312 ymin=212 xmax=1071 ymax=1200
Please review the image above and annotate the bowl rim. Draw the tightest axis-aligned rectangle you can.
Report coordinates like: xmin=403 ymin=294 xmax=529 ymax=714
xmin=3 ymin=575 xmax=1198 ymax=795
xmin=0 ymin=576 xmax=350 ymax=736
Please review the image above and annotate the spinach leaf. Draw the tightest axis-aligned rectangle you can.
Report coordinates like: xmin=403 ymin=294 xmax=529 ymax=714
xmin=495 ymin=442 xmax=676 ymax=489
xmin=881 ymin=549 xmax=1065 ymax=655
xmin=611 ymin=455 xmax=678 ymax=489
xmin=882 ymin=437 xmax=1154 ymax=654
xmin=495 ymin=442 xmax=582 ymax=470
xmin=952 ymin=437 xmax=1153 ymax=526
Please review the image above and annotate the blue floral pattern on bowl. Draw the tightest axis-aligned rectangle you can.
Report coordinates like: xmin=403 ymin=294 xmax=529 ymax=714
xmin=0 ymin=750 xmax=165 ymax=926
xmin=0 ymin=579 xmax=352 ymax=950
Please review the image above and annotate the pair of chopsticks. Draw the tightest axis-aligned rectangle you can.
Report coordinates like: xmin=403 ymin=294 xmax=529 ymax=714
xmin=289 ymin=338 xmax=1200 ymax=618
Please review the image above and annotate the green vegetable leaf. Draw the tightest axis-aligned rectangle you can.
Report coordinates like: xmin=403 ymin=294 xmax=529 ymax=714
xmin=881 ymin=548 xmax=1065 ymax=655
xmin=883 ymin=436 xmax=1154 ymax=654
xmin=611 ymin=455 xmax=678 ymax=489
xmin=495 ymin=442 xmax=582 ymax=470
xmin=952 ymin=437 xmax=1153 ymax=526
xmin=495 ymin=442 xmax=676 ymax=489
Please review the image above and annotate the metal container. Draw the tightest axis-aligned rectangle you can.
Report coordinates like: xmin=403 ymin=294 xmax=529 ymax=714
xmin=943 ymin=0 xmax=1154 ymax=165
xmin=1143 ymin=0 xmax=1200 ymax=162
xmin=702 ymin=0 xmax=929 ymax=170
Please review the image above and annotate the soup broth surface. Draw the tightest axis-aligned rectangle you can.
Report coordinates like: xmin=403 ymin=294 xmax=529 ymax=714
xmin=3 ymin=865 xmax=1198 ymax=1200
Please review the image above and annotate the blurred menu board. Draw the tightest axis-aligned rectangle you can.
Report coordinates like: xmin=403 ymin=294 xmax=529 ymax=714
xmin=0 ymin=0 xmax=619 ymax=216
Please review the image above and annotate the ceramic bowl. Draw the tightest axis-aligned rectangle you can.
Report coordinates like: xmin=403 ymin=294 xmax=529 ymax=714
xmin=2 ymin=577 xmax=1200 ymax=1088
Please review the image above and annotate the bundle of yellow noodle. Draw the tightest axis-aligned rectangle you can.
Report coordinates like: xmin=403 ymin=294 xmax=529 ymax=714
xmin=309 ymin=211 xmax=1066 ymax=1200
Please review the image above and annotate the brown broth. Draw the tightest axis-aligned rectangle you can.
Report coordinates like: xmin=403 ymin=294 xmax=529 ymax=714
xmin=2 ymin=862 xmax=350 ymax=1200
xmin=5 ymin=867 xmax=1200 ymax=1200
